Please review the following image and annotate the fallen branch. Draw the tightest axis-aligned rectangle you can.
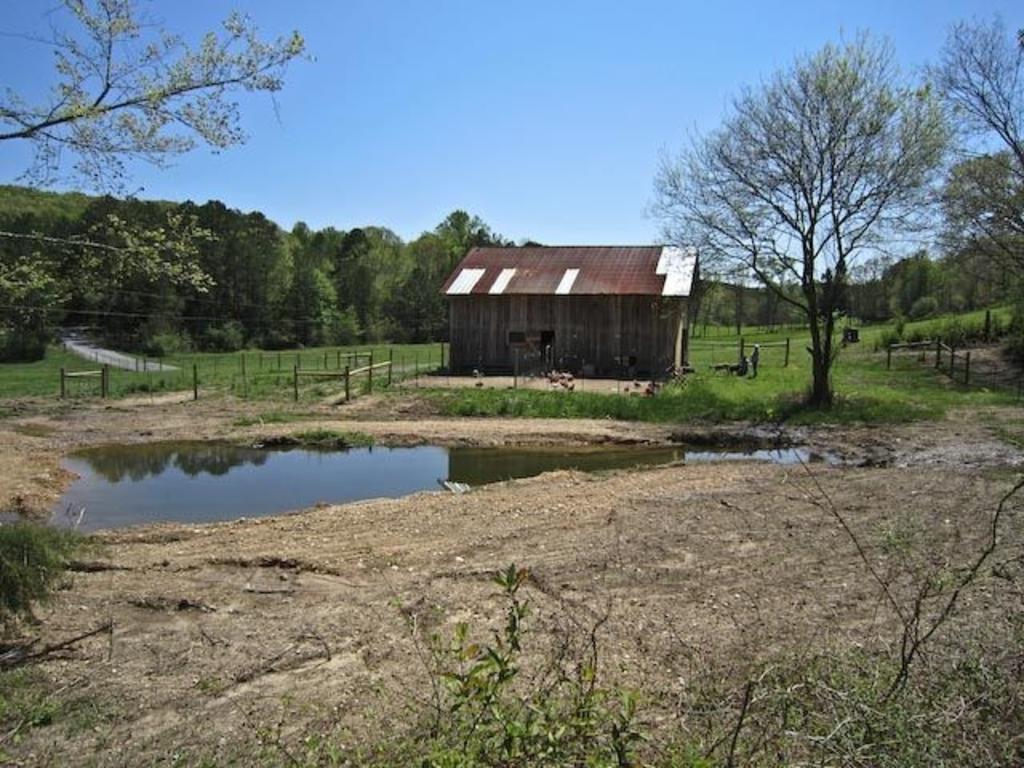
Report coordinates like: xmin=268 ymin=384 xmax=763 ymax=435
xmin=0 ymin=621 xmax=114 ymax=669
xmin=68 ymin=560 xmax=132 ymax=573
xmin=243 ymin=583 xmax=295 ymax=595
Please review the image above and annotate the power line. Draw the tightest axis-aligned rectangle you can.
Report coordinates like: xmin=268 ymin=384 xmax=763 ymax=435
xmin=0 ymin=301 xmax=340 ymax=328
xmin=0 ymin=302 xmax=234 ymax=323
xmin=0 ymin=229 xmax=136 ymax=254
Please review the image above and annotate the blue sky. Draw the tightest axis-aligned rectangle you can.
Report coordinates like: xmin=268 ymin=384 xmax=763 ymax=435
xmin=0 ymin=1 xmax=1016 ymax=244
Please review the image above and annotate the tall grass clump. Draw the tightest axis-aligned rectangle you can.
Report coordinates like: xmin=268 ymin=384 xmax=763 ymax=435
xmin=0 ymin=523 xmax=83 ymax=622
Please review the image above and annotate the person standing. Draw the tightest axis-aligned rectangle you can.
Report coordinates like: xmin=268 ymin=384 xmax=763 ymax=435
xmin=750 ymin=344 xmax=760 ymax=378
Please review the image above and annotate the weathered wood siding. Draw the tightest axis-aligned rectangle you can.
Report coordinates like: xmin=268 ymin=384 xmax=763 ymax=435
xmin=448 ymin=295 xmax=688 ymax=376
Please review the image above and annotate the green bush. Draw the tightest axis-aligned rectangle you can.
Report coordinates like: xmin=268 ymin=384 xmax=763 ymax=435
xmin=143 ymin=331 xmax=192 ymax=357
xmin=909 ymin=295 xmax=938 ymax=319
xmin=291 ymin=428 xmax=375 ymax=448
xmin=0 ymin=523 xmax=84 ymax=620
xmin=259 ymin=330 xmax=297 ymax=350
xmin=1004 ymin=333 xmax=1024 ymax=365
xmin=322 ymin=565 xmax=645 ymax=768
xmin=201 ymin=321 xmax=245 ymax=352
xmin=0 ymin=329 xmax=49 ymax=363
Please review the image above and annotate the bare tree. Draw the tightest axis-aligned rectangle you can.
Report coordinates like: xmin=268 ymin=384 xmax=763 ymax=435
xmin=654 ymin=36 xmax=947 ymax=406
xmin=934 ymin=18 xmax=1024 ymax=275
xmin=0 ymin=0 xmax=305 ymax=188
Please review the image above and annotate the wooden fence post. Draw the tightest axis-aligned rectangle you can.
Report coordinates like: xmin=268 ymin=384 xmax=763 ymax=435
xmin=293 ymin=365 xmax=299 ymax=402
xmin=193 ymin=364 xmax=199 ymax=401
xmin=241 ymin=353 xmax=246 ymax=378
xmin=784 ymin=337 xmax=790 ymax=367
xmin=368 ymin=351 xmax=374 ymax=393
xmin=949 ymin=347 xmax=955 ymax=378
xmin=935 ymin=339 xmax=941 ymax=369
xmin=277 ymin=352 xmax=281 ymax=370
xmin=344 ymin=365 xmax=350 ymax=402
xmin=336 ymin=349 xmax=341 ymax=368
xmin=739 ymin=336 xmax=745 ymax=362
xmin=388 ymin=349 xmax=393 ymax=386
xmin=964 ymin=350 xmax=971 ymax=385
xmin=60 ymin=367 xmax=66 ymax=399
xmin=101 ymin=364 xmax=109 ymax=398
xmin=514 ymin=347 xmax=519 ymax=389
xmin=886 ymin=345 xmax=892 ymax=370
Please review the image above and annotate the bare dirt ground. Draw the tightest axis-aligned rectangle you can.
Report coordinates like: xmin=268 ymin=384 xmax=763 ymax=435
xmin=408 ymin=373 xmax=660 ymax=394
xmin=1 ymin=393 xmax=1023 ymax=765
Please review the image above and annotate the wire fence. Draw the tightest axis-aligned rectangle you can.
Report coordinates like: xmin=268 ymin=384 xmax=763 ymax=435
xmin=886 ymin=340 xmax=1024 ymax=400
xmin=688 ymin=337 xmax=792 ymax=372
xmin=57 ymin=343 xmax=447 ymax=402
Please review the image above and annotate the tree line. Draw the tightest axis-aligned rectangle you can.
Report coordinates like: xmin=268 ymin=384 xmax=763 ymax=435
xmin=0 ymin=184 xmax=508 ymax=360
xmin=696 ymin=245 xmax=1018 ymax=334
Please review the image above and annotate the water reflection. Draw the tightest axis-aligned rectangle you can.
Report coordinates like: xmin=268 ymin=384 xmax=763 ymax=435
xmin=447 ymin=446 xmax=686 ymax=486
xmin=79 ymin=442 xmax=269 ymax=482
xmin=56 ymin=441 xmax=830 ymax=532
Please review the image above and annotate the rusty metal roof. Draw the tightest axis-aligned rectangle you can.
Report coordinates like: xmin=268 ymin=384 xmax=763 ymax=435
xmin=441 ymin=246 xmax=696 ymax=297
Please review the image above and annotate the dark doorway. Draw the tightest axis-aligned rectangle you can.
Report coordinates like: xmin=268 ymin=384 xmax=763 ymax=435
xmin=540 ymin=330 xmax=555 ymax=369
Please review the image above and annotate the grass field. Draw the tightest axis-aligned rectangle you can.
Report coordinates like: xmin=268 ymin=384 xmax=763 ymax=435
xmin=430 ymin=307 xmax=1021 ymax=424
xmin=0 ymin=342 xmax=446 ymax=400
xmin=0 ymin=308 xmax=1019 ymax=421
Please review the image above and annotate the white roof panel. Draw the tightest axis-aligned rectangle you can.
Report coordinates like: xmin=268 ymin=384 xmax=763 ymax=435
xmin=555 ymin=268 xmax=580 ymax=295
xmin=656 ymin=246 xmax=697 ymax=297
xmin=488 ymin=268 xmax=517 ymax=294
xmin=446 ymin=268 xmax=486 ymax=295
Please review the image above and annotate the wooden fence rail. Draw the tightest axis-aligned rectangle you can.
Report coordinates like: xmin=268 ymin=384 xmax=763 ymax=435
xmin=60 ymin=365 xmax=109 ymax=399
xmin=689 ymin=337 xmax=792 ymax=367
xmin=887 ymin=339 xmax=975 ymax=386
xmin=293 ymin=358 xmax=393 ymax=402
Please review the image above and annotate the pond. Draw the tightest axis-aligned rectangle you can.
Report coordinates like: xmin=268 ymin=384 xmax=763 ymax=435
xmin=54 ymin=441 xmax=827 ymax=531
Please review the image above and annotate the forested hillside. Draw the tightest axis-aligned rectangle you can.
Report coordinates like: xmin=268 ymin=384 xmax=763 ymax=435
xmin=2 ymin=183 xmax=1021 ymax=362
xmin=695 ymin=248 xmax=1019 ymax=334
xmin=0 ymin=186 xmax=509 ymax=360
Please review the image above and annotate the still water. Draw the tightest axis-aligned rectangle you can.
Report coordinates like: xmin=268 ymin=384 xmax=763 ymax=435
xmin=54 ymin=441 xmax=820 ymax=531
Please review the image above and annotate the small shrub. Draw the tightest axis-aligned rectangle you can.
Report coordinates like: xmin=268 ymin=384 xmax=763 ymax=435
xmin=909 ymin=296 xmax=938 ymax=319
xmin=0 ymin=522 xmax=84 ymax=621
xmin=0 ymin=330 xmax=48 ymax=363
xmin=407 ymin=565 xmax=642 ymax=767
xmin=201 ymin=321 xmax=245 ymax=352
xmin=291 ymin=428 xmax=374 ymax=448
xmin=143 ymin=331 xmax=192 ymax=357
xmin=260 ymin=330 xmax=296 ymax=351
xmin=1004 ymin=333 xmax=1024 ymax=366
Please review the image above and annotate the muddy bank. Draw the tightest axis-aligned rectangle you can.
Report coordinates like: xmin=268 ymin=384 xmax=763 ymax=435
xmin=1 ymin=395 xmax=1022 ymax=517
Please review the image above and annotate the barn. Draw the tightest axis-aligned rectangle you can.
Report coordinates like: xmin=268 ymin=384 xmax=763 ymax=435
xmin=441 ymin=245 xmax=698 ymax=377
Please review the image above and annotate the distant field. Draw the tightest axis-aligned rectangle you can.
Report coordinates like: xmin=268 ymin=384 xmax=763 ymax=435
xmin=0 ymin=342 xmax=446 ymax=400
xmin=0 ymin=308 xmax=1019 ymax=421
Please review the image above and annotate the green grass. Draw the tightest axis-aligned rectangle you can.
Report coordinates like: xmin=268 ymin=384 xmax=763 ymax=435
xmin=428 ymin=318 xmax=1020 ymax=425
xmin=0 ymin=341 xmax=446 ymax=402
xmin=0 ymin=522 xmax=86 ymax=620
xmin=0 ymin=311 xmax=1019 ymax=422
xmin=290 ymin=428 xmax=375 ymax=448
xmin=0 ymin=668 xmax=59 ymax=750
xmin=231 ymin=410 xmax=319 ymax=427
